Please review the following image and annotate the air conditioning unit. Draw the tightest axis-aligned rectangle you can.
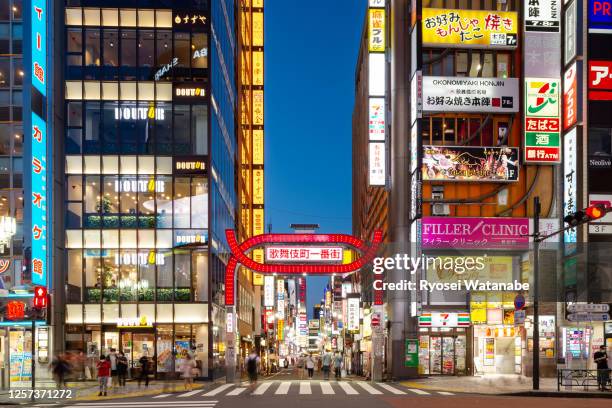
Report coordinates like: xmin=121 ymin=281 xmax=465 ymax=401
xmin=432 ymin=191 xmax=450 ymax=215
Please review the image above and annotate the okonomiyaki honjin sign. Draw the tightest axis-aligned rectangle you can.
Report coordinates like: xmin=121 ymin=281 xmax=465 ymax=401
xmin=421 ymin=216 xmax=530 ymax=249
xmin=422 ymin=145 xmax=519 ymax=182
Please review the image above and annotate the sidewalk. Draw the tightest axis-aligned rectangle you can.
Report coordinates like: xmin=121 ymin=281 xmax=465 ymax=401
xmin=0 ymin=379 xmax=215 ymax=405
xmin=400 ymin=374 xmax=612 ymax=398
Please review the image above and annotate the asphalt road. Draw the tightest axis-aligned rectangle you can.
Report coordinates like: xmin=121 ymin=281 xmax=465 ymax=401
xmin=21 ymin=368 xmax=611 ymax=408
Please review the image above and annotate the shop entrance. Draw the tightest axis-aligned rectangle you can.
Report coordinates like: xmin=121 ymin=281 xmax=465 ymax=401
xmin=418 ymin=330 xmax=468 ymax=375
xmin=119 ymin=331 xmax=154 ymax=378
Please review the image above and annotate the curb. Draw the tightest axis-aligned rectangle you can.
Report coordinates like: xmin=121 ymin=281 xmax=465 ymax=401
xmin=501 ymin=391 xmax=612 ymax=398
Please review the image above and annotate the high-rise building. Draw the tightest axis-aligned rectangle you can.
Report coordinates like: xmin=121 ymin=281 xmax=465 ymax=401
xmin=58 ymin=0 xmax=238 ymax=380
xmin=353 ymin=0 xmax=573 ymax=380
xmin=236 ymin=0 xmax=265 ymax=360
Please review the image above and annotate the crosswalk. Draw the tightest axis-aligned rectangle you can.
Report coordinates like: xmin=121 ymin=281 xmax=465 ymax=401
xmin=149 ymin=381 xmax=455 ymax=397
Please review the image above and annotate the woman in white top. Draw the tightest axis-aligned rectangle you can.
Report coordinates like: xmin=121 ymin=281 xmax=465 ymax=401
xmin=306 ymin=355 xmax=315 ymax=379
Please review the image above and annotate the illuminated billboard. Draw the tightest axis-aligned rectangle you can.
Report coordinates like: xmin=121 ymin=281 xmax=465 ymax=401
xmin=422 ymin=8 xmax=518 ymax=48
xmin=524 ymin=78 xmax=561 ymax=163
xmin=422 ymin=145 xmax=519 ymax=182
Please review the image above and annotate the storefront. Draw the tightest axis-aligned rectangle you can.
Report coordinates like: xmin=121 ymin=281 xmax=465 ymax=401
xmin=473 ymin=324 xmax=521 ymax=374
xmin=418 ymin=313 xmax=470 ymax=375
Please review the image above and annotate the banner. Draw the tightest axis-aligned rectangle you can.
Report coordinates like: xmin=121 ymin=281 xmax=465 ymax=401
xmin=524 ymin=78 xmax=561 ymax=163
xmin=422 ymin=8 xmax=518 ymax=48
xmin=421 ymin=216 xmax=529 ymax=249
xmin=422 ymin=145 xmax=519 ymax=182
xmin=422 ymin=77 xmax=519 ymax=113
xmin=368 ymin=8 xmax=385 ymax=52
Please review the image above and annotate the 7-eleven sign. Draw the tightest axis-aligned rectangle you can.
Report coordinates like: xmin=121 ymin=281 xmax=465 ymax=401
xmin=418 ymin=312 xmax=470 ymax=327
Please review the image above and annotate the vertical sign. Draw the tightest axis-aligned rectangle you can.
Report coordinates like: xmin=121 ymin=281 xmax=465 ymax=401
xmin=31 ymin=0 xmax=47 ymax=96
xmin=30 ymin=0 xmax=48 ymax=286
xmin=347 ymin=296 xmax=360 ymax=332
xmin=524 ymin=78 xmax=561 ymax=163
xmin=368 ymin=1 xmax=387 ymax=187
xmin=264 ymin=276 xmax=275 ymax=307
xmin=563 ymin=128 xmax=577 ymax=249
xmin=563 ymin=62 xmax=581 ymax=130
xmin=524 ymin=0 xmax=561 ymax=32
xmin=564 ymin=0 xmax=577 ymax=65
xmin=31 ymin=113 xmax=47 ymax=286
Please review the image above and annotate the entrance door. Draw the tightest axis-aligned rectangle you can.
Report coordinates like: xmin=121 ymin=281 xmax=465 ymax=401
xmin=442 ymin=337 xmax=455 ymax=374
xmin=120 ymin=332 xmax=155 ymax=377
xmin=425 ymin=335 xmax=462 ymax=375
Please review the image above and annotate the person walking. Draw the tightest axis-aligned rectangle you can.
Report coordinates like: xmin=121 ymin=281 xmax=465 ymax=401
xmin=334 ymin=352 xmax=343 ymax=380
xmin=96 ymin=355 xmax=111 ymax=396
xmin=138 ymin=355 xmax=150 ymax=387
xmin=180 ymin=354 xmax=197 ymax=391
xmin=245 ymin=350 xmax=260 ymax=393
xmin=108 ymin=348 xmax=118 ymax=389
xmin=50 ymin=353 xmax=71 ymax=389
xmin=594 ymin=345 xmax=610 ymax=391
xmin=306 ymin=354 xmax=315 ymax=379
xmin=322 ymin=351 xmax=332 ymax=380
xmin=116 ymin=351 xmax=128 ymax=387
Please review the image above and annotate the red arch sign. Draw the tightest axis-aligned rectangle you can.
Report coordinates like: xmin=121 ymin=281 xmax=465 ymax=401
xmin=224 ymin=229 xmax=383 ymax=306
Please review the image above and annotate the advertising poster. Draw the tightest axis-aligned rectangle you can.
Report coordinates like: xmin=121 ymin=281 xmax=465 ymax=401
xmin=422 ymin=77 xmax=519 ymax=113
xmin=484 ymin=338 xmax=495 ymax=366
xmin=422 ymin=8 xmax=518 ymax=48
xmin=422 ymin=145 xmax=519 ymax=182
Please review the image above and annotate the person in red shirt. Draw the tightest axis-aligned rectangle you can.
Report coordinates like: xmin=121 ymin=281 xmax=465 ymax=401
xmin=96 ymin=355 xmax=111 ymax=396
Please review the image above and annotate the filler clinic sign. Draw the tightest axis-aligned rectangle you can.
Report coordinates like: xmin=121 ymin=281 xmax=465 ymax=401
xmin=422 ymin=8 xmax=518 ymax=48
xmin=421 ymin=216 xmax=530 ymax=249
xmin=422 ymin=77 xmax=519 ymax=113
xmin=422 ymin=145 xmax=519 ymax=182
xmin=524 ymin=78 xmax=561 ymax=163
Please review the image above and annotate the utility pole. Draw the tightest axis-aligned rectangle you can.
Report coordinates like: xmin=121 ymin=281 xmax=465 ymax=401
xmin=532 ymin=196 xmax=540 ymax=390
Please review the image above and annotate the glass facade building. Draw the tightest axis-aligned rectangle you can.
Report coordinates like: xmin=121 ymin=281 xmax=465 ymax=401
xmin=60 ymin=0 xmax=236 ymax=380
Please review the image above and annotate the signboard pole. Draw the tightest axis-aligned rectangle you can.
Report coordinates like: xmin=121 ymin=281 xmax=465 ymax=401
xmin=532 ymin=196 xmax=540 ymax=390
xmin=371 ymin=304 xmax=384 ymax=382
xmin=225 ymin=306 xmax=236 ymax=384
xmin=31 ymin=319 xmax=36 ymax=402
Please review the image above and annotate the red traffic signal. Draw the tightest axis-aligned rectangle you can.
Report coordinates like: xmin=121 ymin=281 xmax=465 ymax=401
xmin=585 ymin=204 xmax=607 ymax=220
xmin=33 ymin=286 xmax=47 ymax=309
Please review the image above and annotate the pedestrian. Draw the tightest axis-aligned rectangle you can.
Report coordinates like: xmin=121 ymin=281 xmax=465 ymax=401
xmin=96 ymin=355 xmax=111 ymax=396
xmin=594 ymin=345 xmax=610 ymax=391
xmin=117 ymin=351 xmax=128 ymax=387
xmin=50 ymin=353 xmax=71 ymax=389
xmin=108 ymin=348 xmax=118 ymax=389
xmin=245 ymin=350 xmax=260 ymax=392
xmin=138 ymin=355 xmax=150 ymax=387
xmin=180 ymin=354 xmax=197 ymax=391
xmin=306 ymin=354 xmax=315 ymax=379
xmin=322 ymin=350 xmax=332 ymax=380
xmin=334 ymin=352 xmax=343 ymax=380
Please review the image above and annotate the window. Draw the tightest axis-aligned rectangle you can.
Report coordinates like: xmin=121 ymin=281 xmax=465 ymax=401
xmin=422 ymin=115 xmax=500 ymax=146
xmin=0 ymin=58 xmax=8 ymax=88
xmin=156 ymin=30 xmax=173 ymax=68
xmin=12 ymin=58 xmax=22 ymax=86
xmin=84 ymin=29 xmax=101 ymax=66
xmin=103 ymin=29 xmax=118 ymax=67
xmin=120 ymin=30 xmax=136 ymax=67
xmin=589 ymin=128 xmax=612 ymax=157
xmin=174 ymin=105 xmax=190 ymax=154
xmin=174 ymin=32 xmax=190 ymax=69
xmin=192 ymin=33 xmax=208 ymax=69
xmin=138 ymin=30 xmax=154 ymax=67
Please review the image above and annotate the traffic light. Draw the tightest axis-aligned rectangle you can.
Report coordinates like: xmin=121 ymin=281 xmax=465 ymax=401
xmin=564 ymin=204 xmax=611 ymax=227
xmin=33 ymin=286 xmax=47 ymax=309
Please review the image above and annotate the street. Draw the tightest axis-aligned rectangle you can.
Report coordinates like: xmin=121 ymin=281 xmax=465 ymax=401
xmin=14 ymin=368 xmax=609 ymax=408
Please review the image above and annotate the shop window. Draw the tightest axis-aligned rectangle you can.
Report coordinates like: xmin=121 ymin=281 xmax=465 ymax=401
xmin=84 ymin=29 xmax=101 ymax=66
xmin=174 ymin=32 xmax=191 ymax=69
xmin=155 ymin=175 xmax=172 ymax=228
xmin=120 ymin=30 xmax=136 ymax=68
xmin=84 ymin=175 xmax=100 ymax=215
xmin=443 ymin=118 xmax=455 ymax=144
xmin=156 ymin=30 xmax=173 ymax=68
xmin=84 ymin=250 xmax=102 ymax=300
xmin=191 ymin=178 xmax=208 ymax=228
xmin=156 ymin=324 xmax=174 ymax=373
xmin=192 ymin=105 xmax=208 ymax=155
xmin=192 ymin=33 xmax=208 ymax=69
xmin=119 ymin=250 xmax=136 ymax=301
xmin=138 ymin=251 xmax=155 ymax=301
xmin=138 ymin=30 xmax=154 ymax=67
xmin=103 ymin=29 xmax=118 ymax=67
xmin=173 ymin=177 xmax=191 ymax=228
xmin=67 ymin=202 xmax=83 ymax=228
xmin=157 ymin=249 xmax=173 ymax=299
xmin=469 ymin=52 xmax=481 ymax=77
xmin=101 ymin=177 xmax=119 ymax=220
xmin=175 ymin=250 xmax=191 ymax=301
xmin=174 ymin=105 xmax=191 ymax=154
xmin=431 ymin=117 xmax=443 ymax=143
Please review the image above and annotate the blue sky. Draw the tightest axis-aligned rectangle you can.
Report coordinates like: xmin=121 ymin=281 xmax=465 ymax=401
xmin=265 ymin=1 xmax=367 ymax=318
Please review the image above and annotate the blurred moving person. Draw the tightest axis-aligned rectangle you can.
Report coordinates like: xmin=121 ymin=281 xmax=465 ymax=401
xmin=96 ymin=355 xmax=111 ymax=396
xmin=117 ymin=351 xmax=128 ymax=387
xmin=334 ymin=352 xmax=343 ymax=380
xmin=50 ymin=353 xmax=71 ymax=389
xmin=245 ymin=350 xmax=260 ymax=393
xmin=306 ymin=354 xmax=315 ymax=379
xmin=180 ymin=354 xmax=197 ymax=391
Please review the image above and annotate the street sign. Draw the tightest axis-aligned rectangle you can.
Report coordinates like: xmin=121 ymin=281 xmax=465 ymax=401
xmin=566 ymin=303 xmax=610 ymax=313
xmin=514 ymin=294 xmax=526 ymax=310
xmin=566 ymin=313 xmax=610 ymax=322
xmin=514 ymin=310 xmax=526 ymax=324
